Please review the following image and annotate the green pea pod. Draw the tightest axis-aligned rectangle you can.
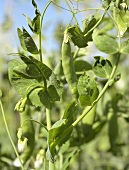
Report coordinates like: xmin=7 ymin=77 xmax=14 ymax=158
xmin=108 ymin=107 xmax=118 ymax=147
xmin=19 ymin=105 xmax=35 ymax=164
xmin=61 ymin=39 xmax=78 ymax=100
xmin=82 ymin=106 xmax=96 ymax=141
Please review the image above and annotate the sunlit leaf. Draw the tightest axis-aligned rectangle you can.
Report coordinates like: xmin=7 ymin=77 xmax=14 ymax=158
xmin=8 ymin=59 xmax=38 ymax=97
xmin=47 ymin=101 xmax=76 ymax=162
xmin=74 ymin=60 xmax=92 ymax=72
xmin=93 ymin=56 xmax=112 ymax=78
xmin=17 ymin=28 xmax=27 ymax=51
xmin=22 ymin=27 xmax=39 ymax=54
xmin=93 ymin=34 xmax=119 ymax=54
xmin=120 ymin=39 xmax=129 ymax=54
xmin=82 ymin=15 xmax=96 ymax=34
xmin=28 ymin=87 xmax=50 ymax=108
xmin=77 ymin=74 xmax=99 ymax=107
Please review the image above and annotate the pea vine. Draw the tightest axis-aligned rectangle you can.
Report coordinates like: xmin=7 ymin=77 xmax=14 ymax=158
xmin=1 ymin=0 xmax=129 ymax=169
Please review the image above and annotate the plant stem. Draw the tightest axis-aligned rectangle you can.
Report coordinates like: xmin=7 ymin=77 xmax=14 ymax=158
xmin=39 ymin=0 xmax=53 ymax=62
xmin=39 ymin=32 xmax=42 ymax=62
xmin=46 ymin=108 xmax=51 ymax=130
xmin=46 ymin=108 xmax=55 ymax=170
xmin=72 ymin=53 xmax=120 ymax=127
xmin=21 ymin=118 xmax=48 ymax=132
xmin=65 ymin=0 xmax=79 ymax=25
xmin=84 ymin=8 xmax=108 ymax=37
xmin=0 ymin=100 xmax=25 ymax=170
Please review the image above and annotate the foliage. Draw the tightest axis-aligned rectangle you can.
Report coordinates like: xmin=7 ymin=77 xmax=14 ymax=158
xmin=1 ymin=0 xmax=129 ymax=170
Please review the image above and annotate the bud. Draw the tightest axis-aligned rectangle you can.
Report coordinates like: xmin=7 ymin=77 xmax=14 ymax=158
xmin=34 ymin=149 xmax=44 ymax=168
xmin=18 ymin=137 xmax=28 ymax=152
xmin=17 ymin=128 xmax=23 ymax=139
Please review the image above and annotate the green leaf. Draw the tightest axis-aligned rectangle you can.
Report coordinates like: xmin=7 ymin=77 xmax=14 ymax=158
xmin=13 ymin=63 xmax=41 ymax=79
xmin=103 ymin=0 xmax=112 ymax=8
xmin=93 ymin=56 xmax=113 ymax=78
xmin=108 ymin=108 xmax=118 ymax=146
xmin=77 ymin=74 xmax=99 ymax=107
xmin=116 ymin=11 xmax=128 ymax=37
xmin=17 ymin=28 xmax=27 ymax=51
xmin=28 ymin=87 xmax=50 ymax=108
xmin=93 ymin=34 xmax=119 ymax=54
xmin=8 ymin=59 xmax=38 ymax=96
xmin=19 ymin=54 xmax=52 ymax=80
xmin=74 ymin=60 xmax=92 ymax=72
xmin=61 ymin=149 xmax=79 ymax=170
xmin=24 ymin=14 xmax=40 ymax=34
xmin=120 ymin=39 xmax=129 ymax=54
xmin=31 ymin=14 xmax=40 ymax=34
xmin=0 ymin=89 xmax=2 ymax=98
xmin=47 ymin=85 xmax=60 ymax=102
xmin=98 ymin=18 xmax=114 ymax=34
xmin=47 ymin=101 xmax=76 ymax=162
xmin=32 ymin=0 xmax=40 ymax=15
xmin=22 ymin=27 xmax=39 ymax=54
xmin=82 ymin=15 xmax=96 ymax=34
xmin=113 ymin=7 xmax=129 ymax=37
xmin=48 ymin=73 xmax=63 ymax=98
xmin=67 ymin=25 xmax=88 ymax=48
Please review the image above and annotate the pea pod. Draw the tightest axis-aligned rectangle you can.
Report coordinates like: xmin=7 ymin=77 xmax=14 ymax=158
xmin=108 ymin=107 xmax=118 ymax=147
xmin=82 ymin=105 xmax=96 ymax=141
xmin=19 ymin=105 xmax=35 ymax=164
xmin=61 ymin=37 xmax=78 ymax=100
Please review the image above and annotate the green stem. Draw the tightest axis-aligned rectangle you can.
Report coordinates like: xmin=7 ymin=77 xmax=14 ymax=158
xmin=65 ymin=0 xmax=79 ymax=25
xmin=46 ymin=108 xmax=51 ymax=130
xmin=59 ymin=152 xmax=63 ymax=169
xmin=0 ymin=100 xmax=25 ymax=170
xmin=39 ymin=0 xmax=53 ymax=62
xmin=46 ymin=108 xmax=55 ymax=170
xmin=76 ymin=7 xmax=105 ymax=14
xmin=35 ymin=111 xmax=44 ymax=141
xmin=73 ymin=48 xmax=80 ymax=59
xmin=21 ymin=118 xmax=48 ymax=132
xmin=84 ymin=8 xmax=108 ymax=37
xmin=72 ymin=53 xmax=120 ymax=127
xmin=39 ymin=32 xmax=42 ymax=62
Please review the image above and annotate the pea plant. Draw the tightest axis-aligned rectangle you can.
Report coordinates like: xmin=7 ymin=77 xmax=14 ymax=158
xmin=1 ymin=0 xmax=129 ymax=169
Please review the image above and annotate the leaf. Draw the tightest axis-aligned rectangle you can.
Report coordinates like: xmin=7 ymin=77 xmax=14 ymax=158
xmin=19 ymin=54 xmax=52 ymax=80
xmin=13 ymin=63 xmax=41 ymax=79
xmin=108 ymin=108 xmax=118 ymax=146
xmin=120 ymin=39 xmax=129 ymax=54
xmin=117 ymin=11 xmax=128 ymax=37
xmin=103 ymin=0 xmax=112 ymax=8
xmin=47 ymin=85 xmax=60 ymax=102
xmin=48 ymin=73 xmax=63 ymax=98
xmin=77 ymin=74 xmax=99 ymax=107
xmin=67 ymin=25 xmax=88 ymax=48
xmin=17 ymin=28 xmax=27 ymax=51
xmin=47 ymin=101 xmax=76 ymax=162
xmin=82 ymin=15 xmax=96 ymax=34
xmin=93 ymin=56 xmax=113 ymax=78
xmin=32 ymin=0 xmax=40 ymax=15
xmin=32 ymin=14 xmax=40 ymax=34
xmin=61 ymin=149 xmax=79 ymax=170
xmin=28 ymin=87 xmax=50 ymax=108
xmin=113 ymin=7 xmax=129 ymax=37
xmin=98 ymin=18 xmax=114 ymax=34
xmin=24 ymin=14 xmax=40 ymax=34
xmin=74 ymin=60 xmax=92 ymax=72
xmin=22 ymin=27 xmax=39 ymax=54
xmin=8 ymin=59 xmax=38 ymax=96
xmin=93 ymin=34 xmax=119 ymax=54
